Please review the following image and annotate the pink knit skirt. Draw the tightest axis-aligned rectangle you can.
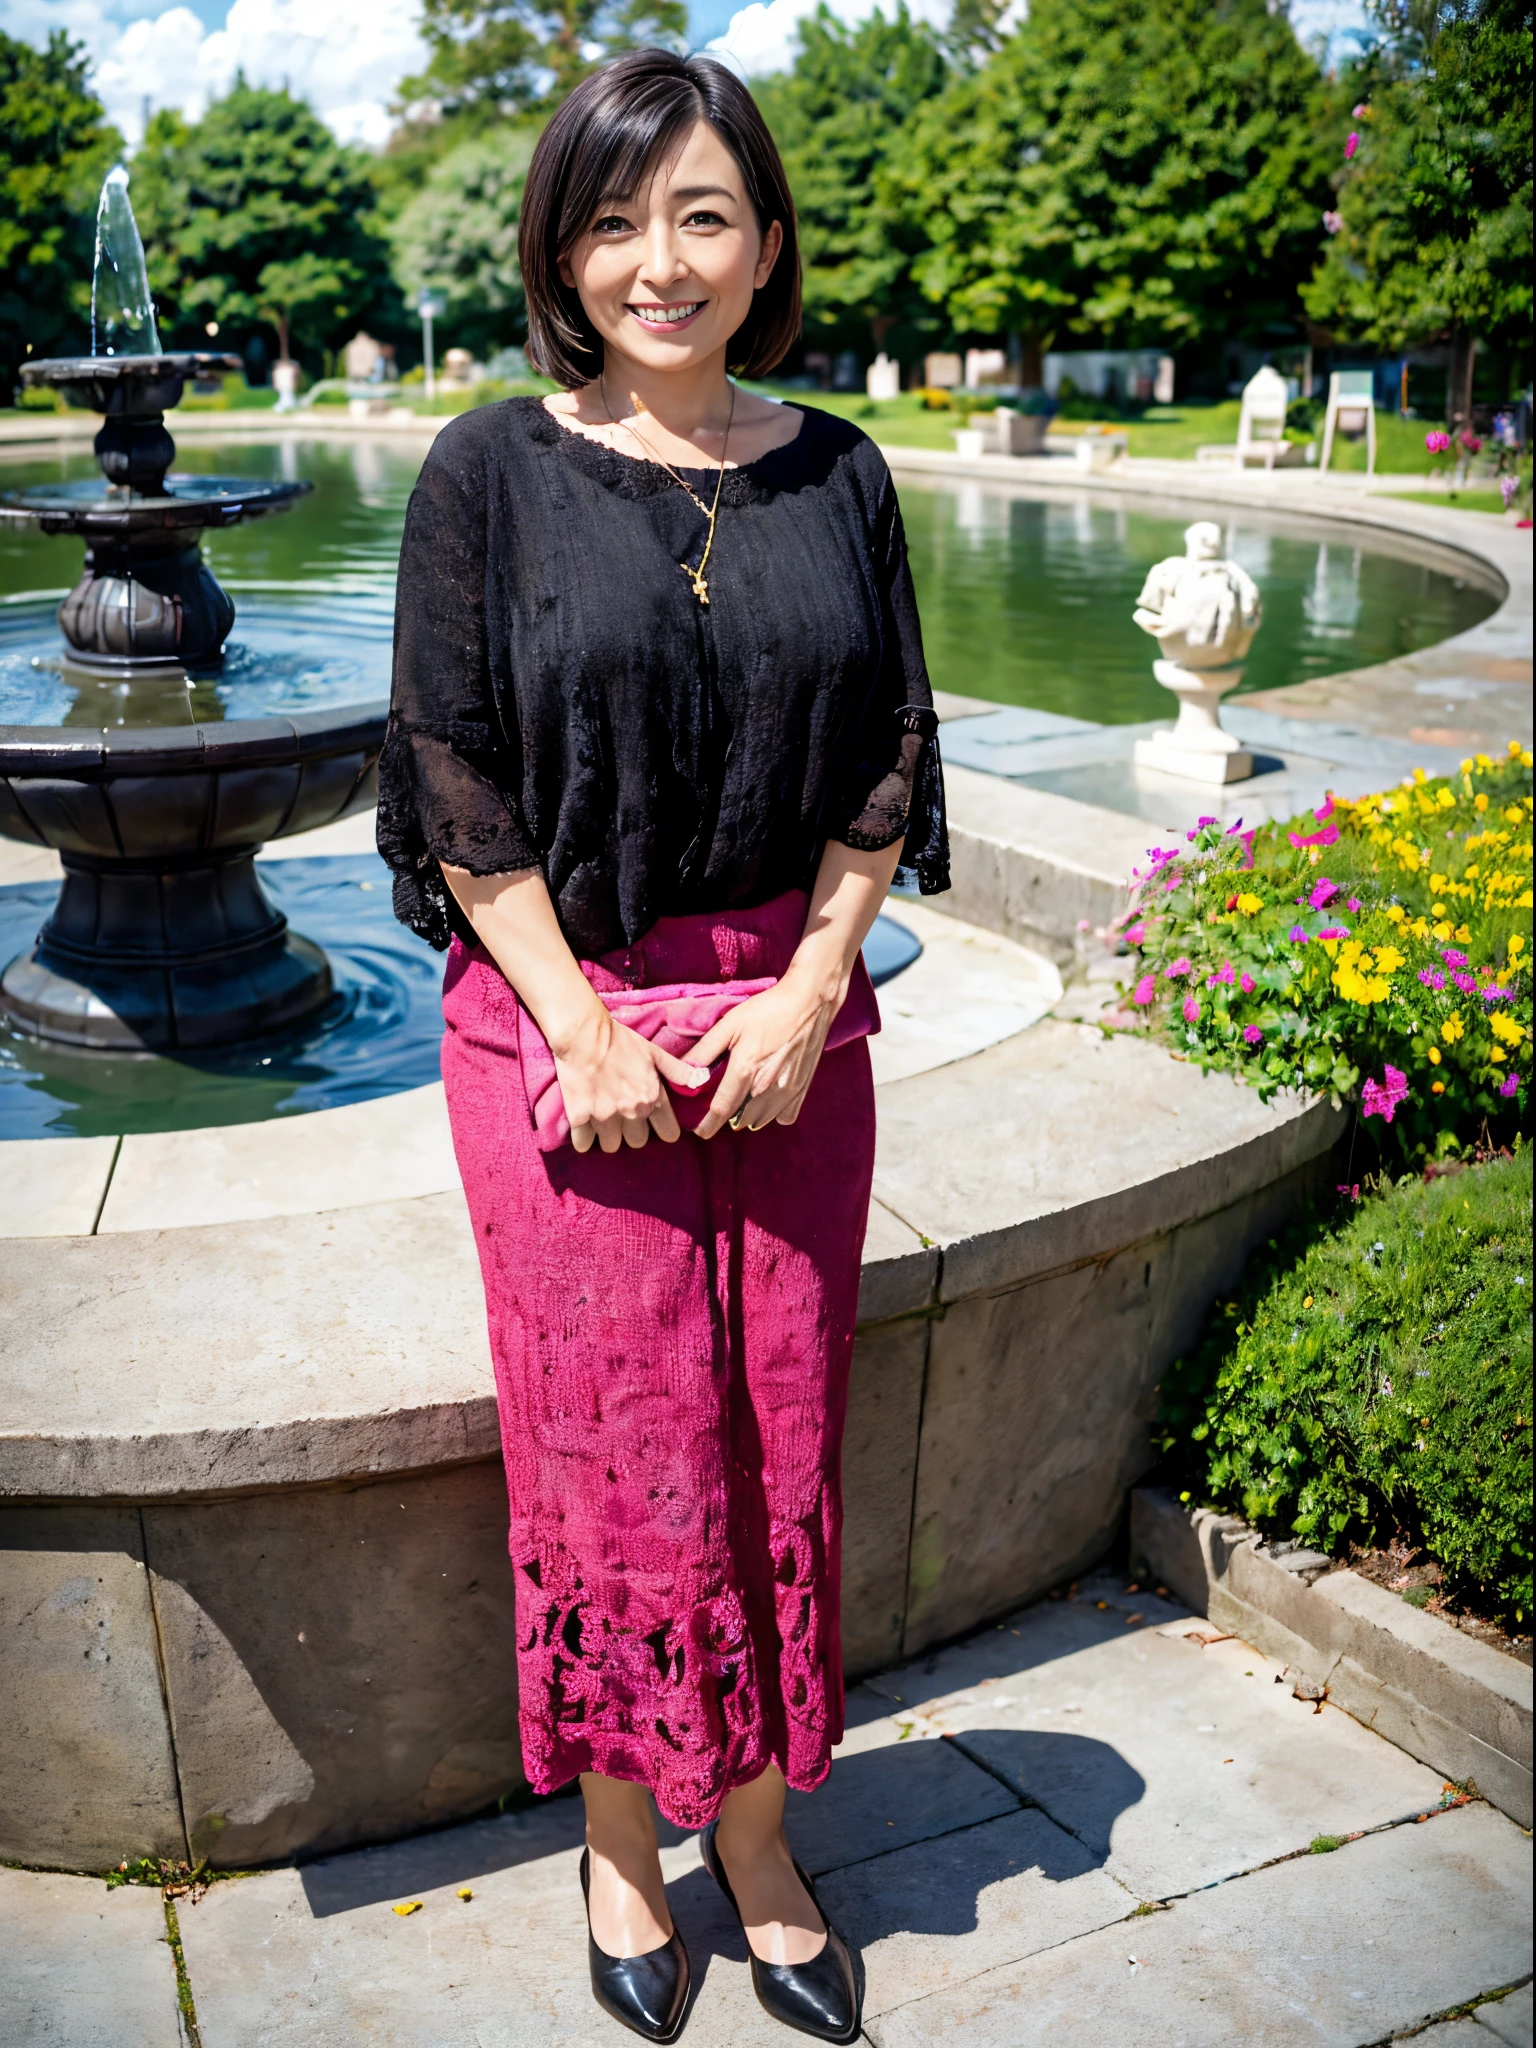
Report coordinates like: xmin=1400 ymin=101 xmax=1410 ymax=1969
xmin=440 ymin=889 xmax=876 ymax=1828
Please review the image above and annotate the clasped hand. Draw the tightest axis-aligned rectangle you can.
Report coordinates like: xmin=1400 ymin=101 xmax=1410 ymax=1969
xmin=553 ymin=967 xmax=839 ymax=1153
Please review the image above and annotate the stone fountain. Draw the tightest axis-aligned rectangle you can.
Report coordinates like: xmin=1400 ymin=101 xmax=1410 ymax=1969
xmin=0 ymin=168 xmax=384 ymax=1051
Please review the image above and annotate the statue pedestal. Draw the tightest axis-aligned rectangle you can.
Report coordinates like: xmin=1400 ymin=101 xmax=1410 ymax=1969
xmin=1134 ymin=660 xmax=1253 ymax=785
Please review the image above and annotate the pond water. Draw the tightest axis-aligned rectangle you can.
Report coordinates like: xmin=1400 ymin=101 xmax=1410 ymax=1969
xmin=0 ymin=430 xmax=1501 ymax=727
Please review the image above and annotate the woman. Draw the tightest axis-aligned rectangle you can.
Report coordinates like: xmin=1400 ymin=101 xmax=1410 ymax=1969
xmin=379 ymin=49 xmax=947 ymax=2044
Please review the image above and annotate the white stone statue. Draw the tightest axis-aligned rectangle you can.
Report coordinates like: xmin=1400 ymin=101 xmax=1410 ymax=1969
xmin=1131 ymin=521 xmax=1262 ymax=785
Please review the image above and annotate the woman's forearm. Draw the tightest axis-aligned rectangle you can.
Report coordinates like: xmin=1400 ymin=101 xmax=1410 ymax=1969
xmin=783 ymin=838 xmax=906 ymax=1007
xmin=440 ymin=864 xmax=604 ymax=1055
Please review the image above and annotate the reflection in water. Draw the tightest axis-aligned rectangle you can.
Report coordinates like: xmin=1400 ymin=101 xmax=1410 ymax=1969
xmin=0 ymin=434 xmax=1503 ymax=731
xmin=1302 ymin=544 xmax=1364 ymax=639
xmin=1223 ymin=526 xmax=1272 ymax=583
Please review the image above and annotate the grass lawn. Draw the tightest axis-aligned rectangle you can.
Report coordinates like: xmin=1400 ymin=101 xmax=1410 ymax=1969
xmin=1377 ymin=488 xmax=1511 ymax=515
xmin=751 ymin=388 xmax=1447 ymax=476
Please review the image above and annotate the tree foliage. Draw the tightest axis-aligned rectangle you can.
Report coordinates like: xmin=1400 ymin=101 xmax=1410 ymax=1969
xmin=1303 ymin=0 xmax=1533 ymax=360
xmin=398 ymin=0 xmax=686 ymax=120
xmin=887 ymin=0 xmax=1331 ymax=358
xmin=753 ymin=6 xmax=949 ymax=353
xmin=130 ymin=83 xmax=398 ymax=369
xmin=387 ymin=125 xmax=536 ymax=356
xmin=0 ymin=30 xmax=123 ymax=390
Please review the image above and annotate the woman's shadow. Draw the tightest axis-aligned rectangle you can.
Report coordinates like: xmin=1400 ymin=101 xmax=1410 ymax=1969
xmin=659 ymin=1721 xmax=1145 ymax=2001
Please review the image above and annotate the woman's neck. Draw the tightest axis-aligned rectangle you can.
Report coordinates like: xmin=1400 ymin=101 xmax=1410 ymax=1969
xmin=595 ymin=346 xmax=735 ymax=447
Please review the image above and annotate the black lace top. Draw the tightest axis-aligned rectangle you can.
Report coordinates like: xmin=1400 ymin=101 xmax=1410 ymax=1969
xmin=378 ymin=394 xmax=949 ymax=958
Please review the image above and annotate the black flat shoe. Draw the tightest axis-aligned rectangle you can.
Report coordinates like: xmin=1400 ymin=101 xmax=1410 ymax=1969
xmin=580 ymin=1847 xmax=690 ymax=2042
xmin=699 ymin=1823 xmax=861 ymax=2043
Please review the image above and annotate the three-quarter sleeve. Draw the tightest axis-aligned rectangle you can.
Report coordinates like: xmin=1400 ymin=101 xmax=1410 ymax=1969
xmin=376 ymin=423 xmax=540 ymax=951
xmin=826 ymin=466 xmax=950 ymax=895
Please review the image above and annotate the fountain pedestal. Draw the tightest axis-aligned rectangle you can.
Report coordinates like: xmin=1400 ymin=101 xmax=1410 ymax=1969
xmin=1133 ymin=660 xmax=1254 ymax=784
xmin=0 ymin=353 xmax=384 ymax=1051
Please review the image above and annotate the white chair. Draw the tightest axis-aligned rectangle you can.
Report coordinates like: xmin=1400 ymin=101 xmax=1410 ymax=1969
xmin=1319 ymin=370 xmax=1377 ymax=474
xmin=1196 ymin=365 xmax=1292 ymax=470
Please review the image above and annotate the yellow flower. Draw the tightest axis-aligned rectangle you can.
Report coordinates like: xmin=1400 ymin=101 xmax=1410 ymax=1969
xmin=1427 ymin=1046 xmax=1442 ymax=1065
xmin=1302 ymin=1295 xmax=1314 ymax=1309
xmin=1431 ymin=1080 xmax=1445 ymax=1095
xmin=1441 ymin=1015 xmax=1464 ymax=1044
xmin=1372 ymin=944 xmax=1405 ymax=975
xmin=1384 ymin=904 xmax=1407 ymax=925
xmin=1432 ymin=921 xmax=1453 ymax=941
xmin=1489 ymin=1013 xmax=1526 ymax=1046
xmin=1435 ymin=788 xmax=1456 ymax=809
xmin=1506 ymin=806 xmax=1525 ymax=823
xmin=1455 ymin=924 xmax=1473 ymax=940
xmin=1431 ymin=901 xmax=1447 ymax=916
xmin=1235 ymin=893 xmax=1263 ymax=916
xmin=1510 ymin=935 xmax=1526 ymax=958
xmin=1490 ymin=1045 xmax=1507 ymax=1063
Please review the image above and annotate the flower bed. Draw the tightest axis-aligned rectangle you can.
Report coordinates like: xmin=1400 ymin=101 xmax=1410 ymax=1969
xmin=1119 ymin=745 xmax=1534 ymax=1164
xmin=1154 ymin=1150 xmax=1533 ymax=1621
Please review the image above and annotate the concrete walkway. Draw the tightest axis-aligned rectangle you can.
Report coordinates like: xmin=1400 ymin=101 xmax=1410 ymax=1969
xmin=7 ymin=1568 xmax=1528 ymax=2047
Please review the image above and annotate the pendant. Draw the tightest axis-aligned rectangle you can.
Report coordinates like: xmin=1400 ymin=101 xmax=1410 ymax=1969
xmin=680 ymin=561 xmax=709 ymax=606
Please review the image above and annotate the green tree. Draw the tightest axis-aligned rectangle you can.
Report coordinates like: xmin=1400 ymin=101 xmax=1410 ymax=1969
xmin=753 ymin=6 xmax=950 ymax=363
xmin=397 ymin=0 xmax=687 ymax=120
xmin=0 ymin=30 xmax=123 ymax=394
xmin=387 ymin=125 xmax=536 ymax=357
xmin=131 ymin=83 xmax=399 ymax=372
xmin=889 ymin=0 xmax=1331 ymax=380
xmin=1303 ymin=0 xmax=1533 ymax=421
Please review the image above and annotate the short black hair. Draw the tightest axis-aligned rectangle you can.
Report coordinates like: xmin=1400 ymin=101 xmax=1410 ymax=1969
xmin=519 ymin=50 xmax=801 ymax=388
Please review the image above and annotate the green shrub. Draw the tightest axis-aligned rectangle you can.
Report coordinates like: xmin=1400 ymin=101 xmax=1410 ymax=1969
xmin=1120 ymin=749 xmax=1534 ymax=1166
xmin=1155 ymin=1150 xmax=1534 ymax=1619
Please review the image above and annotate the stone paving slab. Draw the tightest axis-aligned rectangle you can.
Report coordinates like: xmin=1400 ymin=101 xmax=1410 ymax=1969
xmin=817 ymin=1806 xmax=1132 ymax=2018
xmin=0 ymin=1865 xmax=182 ymax=2046
xmin=865 ymin=1571 xmax=1447 ymax=1900
xmin=1475 ymin=1984 xmax=1534 ymax=2048
xmin=783 ymin=1685 xmax=1019 ymax=1874
xmin=865 ymin=1801 xmax=1531 ymax=2048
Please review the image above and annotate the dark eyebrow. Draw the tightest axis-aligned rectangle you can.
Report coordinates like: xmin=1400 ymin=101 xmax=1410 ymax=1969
xmin=592 ymin=183 xmax=737 ymax=212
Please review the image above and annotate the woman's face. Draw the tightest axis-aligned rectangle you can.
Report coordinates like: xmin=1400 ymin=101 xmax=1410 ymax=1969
xmin=559 ymin=118 xmax=783 ymax=380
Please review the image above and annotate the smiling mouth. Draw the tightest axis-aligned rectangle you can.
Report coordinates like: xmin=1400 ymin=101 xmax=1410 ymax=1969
xmin=628 ymin=302 xmax=704 ymax=326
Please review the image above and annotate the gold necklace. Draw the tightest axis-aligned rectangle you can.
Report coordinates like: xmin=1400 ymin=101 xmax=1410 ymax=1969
xmin=600 ymin=377 xmax=735 ymax=607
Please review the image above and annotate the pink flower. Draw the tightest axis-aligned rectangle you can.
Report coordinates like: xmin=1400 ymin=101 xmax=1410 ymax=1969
xmin=1352 ymin=102 xmax=1369 ymax=117
xmin=1317 ymin=925 xmax=1351 ymax=941
xmin=1346 ymin=897 xmax=1361 ymax=913
xmin=1166 ymin=957 xmax=1192 ymax=979
xmin=1344 ymin=132 xmax=1359 ymax=159
xmin=1182 ymin=995 xmax=1201 ymax=1025
xmin=1425 ymin=430 xmax=1452 ymax=455
xmin=1452 ymin=971 xmax=1477 ymax=995
xmin=1315 ymin=796 xmax=1335 ymax=821
xmin=1123 ymin=924 xmax=1145 ymax=946
xmin=1243 ymin=1024 xmax=1264 ymax=1045
xmin=1240 ymin=971 xmax=1256 ymax=993
xmin=1500 ymin=1071 xmax=1521 ymax=1097
xmin=1288 ymin=824 xmax=1340 ymax=849
xmin=1418 ymin=969 xmax=1446 ymax=991
xmin=1289 ymin=926 xmax=1309 ymax=944
xmin=1482 ymin=986 xmax=1512 ymax=1003
xmin=1337 ymin=1182 xmax=1361 ymax=1201
xmin=1132 ymin=974 xmax=1156 ymax=1006
xmin=1361 ymin=1065 xmax=1409 ymax=1123
xmin=1460 ymin=431 xmax=1482 ymax=453
xmin=1309 ymin=877 xmax=1339 ymax=909
xmin=1212 ymin=961 xmax=1236 ymax=986
xmin=1322 ymin=210 xmax=1343 ymax=235
xmin=1441 ymin=948 xmax=1468 ymax=968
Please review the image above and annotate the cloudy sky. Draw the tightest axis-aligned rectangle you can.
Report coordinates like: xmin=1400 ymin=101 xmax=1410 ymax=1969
xmin=13 ymin=0 xmax=1372 ymax=151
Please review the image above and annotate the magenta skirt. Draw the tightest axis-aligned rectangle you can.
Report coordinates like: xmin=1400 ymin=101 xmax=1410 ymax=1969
xmin=440 ymin=889 xmax=876 ymax=1828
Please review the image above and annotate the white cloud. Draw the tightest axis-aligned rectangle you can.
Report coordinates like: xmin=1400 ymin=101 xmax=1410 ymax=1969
xmin=708 ymin=0 xmax=1368 ymax=78
xmin=707 ymin=0 xmax=952 ymax=78
xmin=11 ymin=0 xmax=426 ymax=148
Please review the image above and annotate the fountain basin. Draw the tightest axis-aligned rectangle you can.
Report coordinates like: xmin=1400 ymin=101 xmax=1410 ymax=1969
xmin=0 ymin=706 xmax=384 ymax=1049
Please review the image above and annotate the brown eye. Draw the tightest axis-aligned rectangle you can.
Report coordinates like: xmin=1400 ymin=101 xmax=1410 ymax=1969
xmin=593 ymin=214 xmax=630 ymax=233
